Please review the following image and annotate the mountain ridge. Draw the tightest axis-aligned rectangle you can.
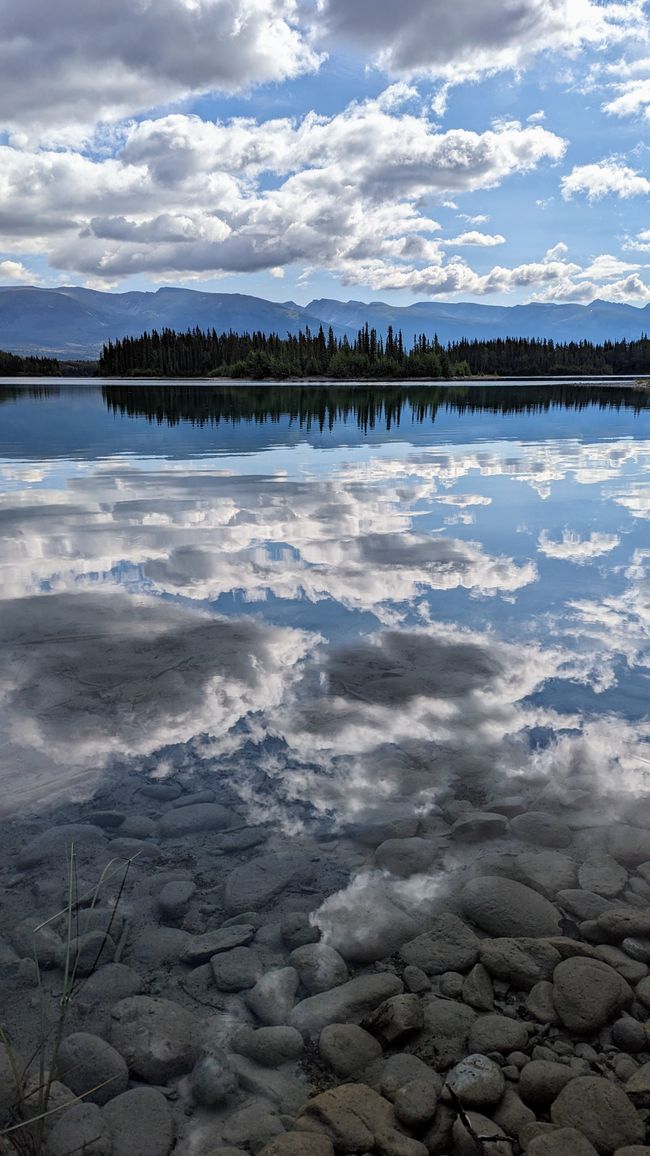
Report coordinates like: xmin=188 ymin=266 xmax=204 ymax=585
xmin=0 ymin=285 xmax=649 ymax=359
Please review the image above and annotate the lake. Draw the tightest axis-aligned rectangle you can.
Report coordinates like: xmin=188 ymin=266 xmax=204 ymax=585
xmin=1 ymin=379 xmax=650 ymax=1150
xmin=2 ymin=379 xmax=649 ymax=818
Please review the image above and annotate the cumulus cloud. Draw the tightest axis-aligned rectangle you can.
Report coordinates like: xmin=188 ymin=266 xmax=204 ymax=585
xmin=0 ymin=0 xmax=321 ymax=142
xmin=603 ymin=77 xmax=650 ymax=120
xmin=561 ymin=159 xmax=650 ymax=199
xmin=0 ymin=101 xmax=568 ymax=290
xmin=441 ymin=231 xmax=506 ymax=247
xmin=316 ymin=0 xmax=643 ymax=86
xmin=0 ymin=260 xmax=35 ymax=283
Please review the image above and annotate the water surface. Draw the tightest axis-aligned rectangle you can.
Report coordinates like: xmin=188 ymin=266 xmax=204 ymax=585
xmin=1 ymin=380 xmax=649 ymax=822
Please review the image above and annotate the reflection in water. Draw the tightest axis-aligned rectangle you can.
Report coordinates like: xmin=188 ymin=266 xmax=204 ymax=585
xmin=102 ymin=381 xmax=650 ymax=431
xmin=0 ymin=381 xmax=649 ymax=825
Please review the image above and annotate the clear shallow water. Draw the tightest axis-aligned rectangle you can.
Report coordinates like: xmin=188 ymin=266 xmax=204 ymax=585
xmin=1 ymin=379 xmax=649 ymax=822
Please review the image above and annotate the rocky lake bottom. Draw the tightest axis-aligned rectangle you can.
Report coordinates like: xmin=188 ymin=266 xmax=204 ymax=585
xmin=1 ymin=381 xmax=650 ymax=1155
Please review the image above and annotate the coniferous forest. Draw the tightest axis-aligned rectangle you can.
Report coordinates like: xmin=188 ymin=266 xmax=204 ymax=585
xmin=98 ymin=324 xmax=650 ymax=379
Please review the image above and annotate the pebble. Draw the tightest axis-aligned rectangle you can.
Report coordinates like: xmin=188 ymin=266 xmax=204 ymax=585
xmin=446 ymin=1053 xmax=506 ymax=1107
xmin=103 ymin=1087 xmax=175 ymax=1156
xmin=246 ymin=967 xmax=300 ymax=1026
xmin=233 ymin=1025 xmax=304 ymax=1067
xmin=211 ymin=945 xmax=263 ymax=991
xmin=510 ymin=810 xmax=572 ymax=848
xmin=289 ymin=972 xmax=402 ymax=1037
xmin=289 ymin=942 xmax=348 ymax=993
xmin=109 ymin=995 xmax=201 ymax=1082
xmin=190 ymin=1051 xmax=239 ymax=1104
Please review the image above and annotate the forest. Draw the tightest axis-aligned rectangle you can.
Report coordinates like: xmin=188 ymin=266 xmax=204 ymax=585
xmin=98 ymin=324 xmax=650 ymax=379
xmin=0 ymin=349 xmax=61 ymax=375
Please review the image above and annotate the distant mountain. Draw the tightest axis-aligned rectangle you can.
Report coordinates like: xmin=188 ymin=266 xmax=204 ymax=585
xmin=0 ymin=286 xmax=344 ymax=359
xmin=1 ymin=285 xmax=649 ymax=359
xmin=307 ymin=297 xmax=650 ymax=347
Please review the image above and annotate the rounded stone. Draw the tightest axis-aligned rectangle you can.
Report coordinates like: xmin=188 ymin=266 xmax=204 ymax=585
xmin=468 ymin=1014 xmax=529 ymax=1055
xmin=190 ymin=1051 xmax=238 ymax=1104
xmin=45 ymin=1103 xmax=112 ymax=1156
xmin=56 ymin=1031 xmax=128 ymax=1105
xmin=319 ymin=1023 xmax=382 ymax=1077
xmin=519 ymin=1060 xmax=575 ymax=1107
xmin=109 ymin=995 xmax=201 ymax=1082
xmin=510 ymin=811 xmax=572 ymax=848
xmin=289 ymin=943 xmax=348 ymax=993
xmin=211 ymin=946 xmax=262 ymax=991
xmin=393 ymin=1076 xmax=439 ymax=1127
xmin=551 ymin=1076 xmax=645 ymax=1153
xmin=374 ymin=837 xmax=439 ymax=877
xmin=451 ymin=812 xmax=509 ymax=842
xmin=612 ymin=1017 xmax=647 ymax=1054
xmin=400 ymin=910 xmax=479 ymax=975
xmin=461 ymin=876 xmax=562 ymax=938
xmin=158 ymin=879 xmax=196 ymax=920
xmin=552 ymin=957 xmax=632 ymax=1034
xmin=452 ymin=1111 xmax=513 ymax=1155
xmin=446 ymin=1053 xmax=506 ymax=1107
xmin=103 ymin=1086 xmax=175 ymax=1156
xmin=233 ymin=1026 xmax=304 ymax=1067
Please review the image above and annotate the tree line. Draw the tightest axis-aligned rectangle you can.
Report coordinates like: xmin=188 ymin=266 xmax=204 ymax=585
xmin=0 ymin=349 xmax=61 ymax=376
xmin=98 ymin=324 xmax=650 ymax=379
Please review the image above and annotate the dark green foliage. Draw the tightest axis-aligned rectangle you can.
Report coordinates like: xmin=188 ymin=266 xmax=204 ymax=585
xmin=98 ymin=324 xmax=650 ymax=380
xmin=0 ymin=350 xmax=61 ymax=376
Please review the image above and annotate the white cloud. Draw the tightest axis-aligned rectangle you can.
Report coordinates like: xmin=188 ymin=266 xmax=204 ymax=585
xmin=0 ymin=260 xmax=34 ymax=283
xmin=623 ymin=228 xmax=650 ymax=253
xmin=0 ymin=0 xmax=321 ymax=143
xmin=538 ymin=529 xmax=620 ymax=562
xmin=316 ymin=0 xmax=644 ymax=86
xmin=0 ymin=101 xmax=567 ymax=287
xmin=561 ymin=159 xmax=650 ymax=199
xmin=603 ymin=77 xmax=650 ymax=120
xmin=441 ymin=231 xmax=506 ymax=247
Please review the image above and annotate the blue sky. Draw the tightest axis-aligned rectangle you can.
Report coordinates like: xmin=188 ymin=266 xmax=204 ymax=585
xmin=1 ymin=0 xmax=650 ymax=307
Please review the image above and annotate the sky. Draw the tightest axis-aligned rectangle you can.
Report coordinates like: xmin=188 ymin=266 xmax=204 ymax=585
xmin=1 ymin=0 xmax=650 ymax=307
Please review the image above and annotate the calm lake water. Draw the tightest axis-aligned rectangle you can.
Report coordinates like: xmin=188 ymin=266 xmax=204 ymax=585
xmin=1 ymin=379 xmax=649 ymax=822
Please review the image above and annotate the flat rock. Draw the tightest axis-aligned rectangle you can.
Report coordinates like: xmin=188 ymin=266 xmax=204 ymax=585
xmin=596 ymin=908 xmax=650 ymax=940
xmin=374 ymin=837 xmax=440 ymax=877
xmin=461 ymin=876 xmax=562 ymax=938
xmin=103 ymin=1087 xmax=175 ymax=1156
xmin=347 ymin=803 xmax=420 ymax=846
xmin=479 ymin=937 xmax=561 ymax=990
xmin=158 ymin=802 xmax=235 ymax=836
xmin=551 ymin=1076 xmax=645 ymax=1153
xmin=109 ymin=995 xmax=201 ymax=1082
xmin=224 ymin=852 xmax=315 ymax=914
xmin=552 ymin=957 xmax=632 ymax=1033
xmin=400 ymin=910 xmax=479 ymax=975
xmin=222 ymin=1102 xmax=285 ymax=1151
xmin=290 ymin=972 xmax=403 ymax=1037
xmin=182 ymin=924 xmax=255 ymax=964
xmin=294 ymin=1083 xmax=427 ymax=1155
xmin=510 ymin=811 xmax=572 ymax=848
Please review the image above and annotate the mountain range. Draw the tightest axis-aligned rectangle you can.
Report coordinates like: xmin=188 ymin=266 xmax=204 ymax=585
xmin=1 ymin=285 xmax=649 ymax=360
